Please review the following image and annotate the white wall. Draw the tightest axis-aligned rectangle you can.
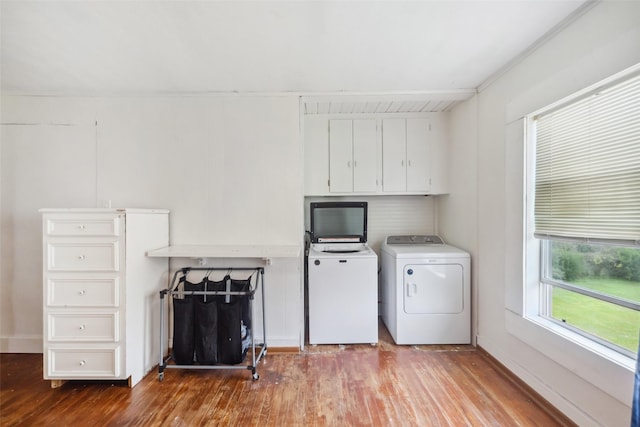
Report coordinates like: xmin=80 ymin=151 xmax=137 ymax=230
xmin=439 ymin=2 xmax=640 ymax=426
xmin=437 ymin=95 xmax=478 ymax=343
xmin=0 ymin=94 xmax=303 ymax=351
xmin=304 ymin=195 xmax=437 ymax=254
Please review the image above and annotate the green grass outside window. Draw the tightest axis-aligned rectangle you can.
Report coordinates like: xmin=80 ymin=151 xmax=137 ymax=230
xmin=551 ymin=277 xmax=640 ymax=353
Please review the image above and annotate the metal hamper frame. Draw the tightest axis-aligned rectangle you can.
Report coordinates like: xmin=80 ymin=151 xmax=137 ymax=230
xmin=158 ymin=266 xmax=267 ymax=381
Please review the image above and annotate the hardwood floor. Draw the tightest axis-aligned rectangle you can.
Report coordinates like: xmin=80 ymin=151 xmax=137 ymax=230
xmin=1 ymin=326 xmax=574 ymax=426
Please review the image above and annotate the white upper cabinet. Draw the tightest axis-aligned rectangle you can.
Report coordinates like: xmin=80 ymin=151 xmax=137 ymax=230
xmin=304 ymin=114 xmax=448 ymax=196
xmin=329 ymin=119 xmax=377 ymax=193
xmin=427 ymin=114 xmax=449 ymax=195
xmin=381 ymin=118 xmax=406 ymax=192
xmin=382 ymin=118 xmax=432 ymax=193
xmin=406 ymin=118 xmax=432 ymax=192
xmin=329 ymin=119 xmax=353 ymax=192
xmin=352 ymin=120 xmax=378 ymax=192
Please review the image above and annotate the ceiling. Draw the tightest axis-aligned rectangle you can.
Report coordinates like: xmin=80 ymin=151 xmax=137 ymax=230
xmin=1 ymin=0 xmax=590 ymax=113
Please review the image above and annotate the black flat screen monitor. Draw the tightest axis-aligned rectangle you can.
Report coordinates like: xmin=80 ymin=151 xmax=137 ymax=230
xmin=310 ymin=202 xmax=368 ymax=243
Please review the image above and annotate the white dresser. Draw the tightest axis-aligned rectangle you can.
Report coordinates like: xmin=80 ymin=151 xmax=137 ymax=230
xmin=40 ymin=208 xmax=169 ymax=387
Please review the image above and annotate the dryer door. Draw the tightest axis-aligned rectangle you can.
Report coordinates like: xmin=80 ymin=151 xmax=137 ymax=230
xmin=403 ymin=264 xmax=464 ymax=314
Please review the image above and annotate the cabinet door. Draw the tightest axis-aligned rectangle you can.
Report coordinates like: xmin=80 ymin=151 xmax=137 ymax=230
xmin=382 ymin=119 xmax=406 ymax=192
xmin=352 ymin=119 xmax=377 ymax=192
xmin=428 ymin=114 xmax=449 ymax=194
xmin=329 ymin=120 xmax=353 ymax=192
xmin=406 ymin=118 xmax=431 ymax=192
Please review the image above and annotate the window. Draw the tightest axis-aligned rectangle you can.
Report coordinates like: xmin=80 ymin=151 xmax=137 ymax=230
xmin=530 ymin=71 xmax=640 ymax=357
xmin=540 ymin=240 xmax=640 ymax=356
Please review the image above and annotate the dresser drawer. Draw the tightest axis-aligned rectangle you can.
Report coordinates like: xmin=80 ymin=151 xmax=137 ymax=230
xmin=47 ymin=347 xmax=121 ymax=378
xmin=46 ymin=242 xmax=120 ymax=272
xmin=46 ymin=278 xmax=119 ymax=307
xmin=47 ymin=312 xmax=119 ymax=341
xmin=45 ymin=216 xmax=121 ymax=237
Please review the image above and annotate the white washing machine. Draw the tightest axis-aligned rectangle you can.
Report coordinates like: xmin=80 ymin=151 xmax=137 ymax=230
xmin=380 ymin=235 xmax=470 ymax=345
xmin=306 ymin=201 xmax=378 ymax=345
xmin=308 ymin=243 xmax=378 ymax=345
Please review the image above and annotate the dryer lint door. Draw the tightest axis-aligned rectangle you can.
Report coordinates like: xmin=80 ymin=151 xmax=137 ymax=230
xmin=403 ymin=264 xmax=464 ymax=314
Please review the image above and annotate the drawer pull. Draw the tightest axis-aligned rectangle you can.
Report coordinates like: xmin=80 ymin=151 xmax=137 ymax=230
xmin=78 ymin=225 xmax=86 ymax=230
xmin=79 ymin=324 xmax=86 ymax=330
xmin=78 ymin=290 xmax=86 ymax=296
xmin=78 ymin=255 xmax=86 ymax=261
xmin=79 ymin=360 xmax=86 ymax=367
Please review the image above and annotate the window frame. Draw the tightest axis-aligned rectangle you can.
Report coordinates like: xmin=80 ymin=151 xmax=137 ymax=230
xmin=505 ymin=64 xmax=640 ymax=414
xmin=538 ymin=239 xmax=639 ymax=358
xmin=522 ymin=65 xmax=640 ymax=364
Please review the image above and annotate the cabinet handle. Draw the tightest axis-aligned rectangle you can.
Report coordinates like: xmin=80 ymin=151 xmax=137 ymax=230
xmin=401 ymin=160 xmax=404 ymax=167
xmin=78 ymin=255 xmax=86 ymax=260
xmin=78 ymin=290 xmax=86 ymax=296
xmin=408 ymin=160 xmax=412 ymax=167
xmin=78 ymin=225 xmax=86 ymax=230
xmin=347 ymin=161 xmax=351 ymax=168
xmin=79 ymin=324 xmax=86 ymax=330
xmin=79 ymin=360 xmax=86 ymax=366
xmin=353 ymin=160 xmax=357 ymax=167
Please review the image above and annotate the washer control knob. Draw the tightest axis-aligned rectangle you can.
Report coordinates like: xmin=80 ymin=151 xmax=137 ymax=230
xmin=407 ymin=268 xmax=414 ymax=275
xmin=314 ymin=260 xmax=320 ymax=266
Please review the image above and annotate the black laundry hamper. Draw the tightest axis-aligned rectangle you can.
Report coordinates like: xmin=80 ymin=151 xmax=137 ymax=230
xmin=161 ymin=267 xmax=265 ymax=381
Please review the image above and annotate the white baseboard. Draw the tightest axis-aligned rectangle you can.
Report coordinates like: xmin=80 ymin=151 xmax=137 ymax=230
xmin=263 ymin=336 xmax=300 ymax=348
xmin=0 ymin=335 xmax=42 ymax=353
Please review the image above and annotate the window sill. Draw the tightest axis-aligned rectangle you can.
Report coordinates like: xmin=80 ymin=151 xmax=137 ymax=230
xmin=506 ymin=309 xmax=635 ymax=405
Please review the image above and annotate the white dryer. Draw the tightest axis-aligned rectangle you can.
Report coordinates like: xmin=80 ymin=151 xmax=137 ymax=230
xmin=380 ymin=235 xmax=470 ymax=345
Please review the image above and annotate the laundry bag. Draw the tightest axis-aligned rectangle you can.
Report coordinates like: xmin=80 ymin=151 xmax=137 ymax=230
xmin=217 ymin=278 xmax=251 ymax=365
xmin=171 ymin=279 xmax=202 ymax=365
xmin=194 ymin=278 xmax=224 ymax=364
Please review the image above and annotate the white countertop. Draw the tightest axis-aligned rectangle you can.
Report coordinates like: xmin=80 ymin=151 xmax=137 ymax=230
xmin=40 ymin=208 xmax=170 ymax=214
xmin=147 ymin=244 xmax=300 ymax=260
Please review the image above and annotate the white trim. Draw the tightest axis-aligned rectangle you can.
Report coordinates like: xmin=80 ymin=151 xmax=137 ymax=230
xmin=299 ymin=95 xmax=307 ymax=352
xmin=259 ymin=336 xmax=301 ymax=349
xmin=2 ymin=89 xmax=477 ymax=100
xmin=300 ymin=90 xmax=477 ymax=105
xmin=299 ymin=112 xmax=445 ymax=121
xmin=0 ymin=335 xmax=43 ymax=353
xmin=506 ymin=311 xmax=635 ymax=404
xmin=528 ymin=62 xmax=640 ymax=118
xmin=478 ymin=329 xmax=600 ymax=427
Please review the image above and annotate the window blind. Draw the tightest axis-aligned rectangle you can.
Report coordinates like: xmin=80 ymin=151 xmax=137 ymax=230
xmin=534 ymin=73 xmax=640 ymax=245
